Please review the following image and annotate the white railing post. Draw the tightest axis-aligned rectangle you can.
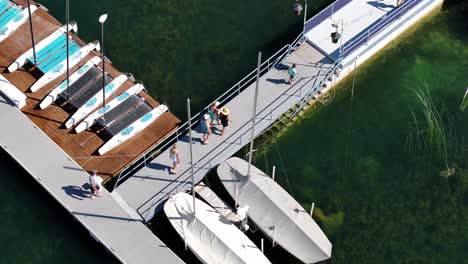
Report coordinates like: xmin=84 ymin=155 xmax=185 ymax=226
xmin=310 ymin=202 xmax=315 ymax=217
xmin=272 ymin=166 xmax=276 ymax=181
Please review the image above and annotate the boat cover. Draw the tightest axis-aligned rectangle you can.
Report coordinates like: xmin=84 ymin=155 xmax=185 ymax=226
xmin=164 ymin=192 xmax=271 ymax=264
xmin=217 ymin=157 xmax=332 ymax=264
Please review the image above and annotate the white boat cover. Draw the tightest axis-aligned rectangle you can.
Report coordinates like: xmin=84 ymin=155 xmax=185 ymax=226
xmin=164 ymin=192 xmax=271 ymax=264
xmin=217 ymin=157 xmax=332 ymax=264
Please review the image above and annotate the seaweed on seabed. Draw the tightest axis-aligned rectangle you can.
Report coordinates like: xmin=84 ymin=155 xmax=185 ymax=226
xmin=405 ymin=83 xmax=456 ymax=177
xmin=459 ymin=87 xmax=468 ymax=111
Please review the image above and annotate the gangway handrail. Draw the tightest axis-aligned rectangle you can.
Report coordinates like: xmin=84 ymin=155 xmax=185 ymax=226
xmin=137 ymin=54 xmax=341 ymax=217
xmin=137 ymin=66 xmax=326 ymax=217
xmin=340 ymin=0 xmax=422 ymax=59
xmin=112 ymin=33 xmax=306 ymax=190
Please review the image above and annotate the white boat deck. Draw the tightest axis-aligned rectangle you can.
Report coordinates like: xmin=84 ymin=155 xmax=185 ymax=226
xmin=194 ymin=183 xmax=240 ymax=223
xmin=305 ymin=0 xmax=398 ymax=60
xmin=115 ymin=41 xmax=333 ymax=222
xmin=0 ymin=96 xmax=183 ymax=264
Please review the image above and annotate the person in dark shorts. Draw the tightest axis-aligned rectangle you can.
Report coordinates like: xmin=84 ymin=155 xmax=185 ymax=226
xmin=200 ymin=114 xmax=211 ymax=144
xmin=288 ymin=64 xmax=297 ymax=85
xmin=219 ymin=107 xmax=231 ymax=136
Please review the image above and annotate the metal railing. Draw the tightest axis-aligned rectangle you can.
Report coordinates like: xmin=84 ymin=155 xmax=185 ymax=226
xmin=304 ymin=0 xmax=352 ymax=33
xmin=340 ymin=0 xmax=423 ymax=58
xmin=112 ymin=33 xmax=306 ymax=191
xmin=137 ymin=55 xmax=331 ymax=218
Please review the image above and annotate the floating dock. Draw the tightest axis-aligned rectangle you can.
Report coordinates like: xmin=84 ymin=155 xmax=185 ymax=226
xmin=0 ymin=0 xmax=180 ymax=180
xmin=0 ymin=0 xmax=183 ymax=263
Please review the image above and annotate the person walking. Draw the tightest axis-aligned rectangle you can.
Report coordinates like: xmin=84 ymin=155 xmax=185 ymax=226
xmin=89 ymin=170 xmax=103 ymax=200
xmin=200 ymin=114 xmax=211 ymax=145
xmin=219 ymin=107 xmax=231 ymax=137
xmin=288 ymin=64 xmax=297 ymax=85
xmin=169 ymin=144 xmax=180 ymax=174
xmin=208 ymin=101 xmax=220 ymax=126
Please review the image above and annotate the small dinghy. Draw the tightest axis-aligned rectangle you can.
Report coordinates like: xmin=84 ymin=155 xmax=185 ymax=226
xmin=29 ymin=40 xmax=100 ymax=92
xmin=0 ymin=0 xmax=38 ymax=43
xmin=74 ymin=83 xmax=144 ymax=133
xmin=8 ymin=22 xmax=78 ymax=73
xmin=164 ymin=192 xmax=271 ymax=264
xmin=39 ymin=56 xmax=102 ymax=109
xmin=217 ymin=157 xmax=332 ymax=264
xmin=64 ymin=73 xmax=131 ymax=128
xmin=98 ymin=104 xmax=168 ymax=155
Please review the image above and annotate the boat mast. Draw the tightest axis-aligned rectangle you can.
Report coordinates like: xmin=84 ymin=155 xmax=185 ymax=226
xmin=26 ymin=0 xmax=36 ymax=65
xmin=65 ymin=0 xmax=69 ymax=100
xmin=187 ymin=98 xmax=196 ymax=214
xmin=246 ymin=51 xmax=262 ymax=177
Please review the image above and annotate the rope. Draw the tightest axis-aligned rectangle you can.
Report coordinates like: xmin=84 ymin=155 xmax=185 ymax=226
xmin=263 ymin=140 xmax=270 ymax=176
xmin=274 ymin=141 xmax=294 ymax=195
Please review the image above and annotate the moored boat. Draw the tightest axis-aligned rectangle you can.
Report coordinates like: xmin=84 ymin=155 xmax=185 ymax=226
xmin=64 ymin=74 xmax=131 ymax=128
xmin=217 ymin=157 xmax=332 ymax=264
xmin=7 ymin=22 xmax=78 ymax=73
xmin=98 ymin=104 xmax=167 ymax=155
xmin=0 ymin=0 xmax=38 ymax=43
xmin=164 ymin=192 xmax=271 ymax=264
xmin=29 ymin=40 xmax=100 ymax=92
xmin=39 ymin=56 xmax=102 ymax=109
xmin=74 ymin=83 xmax=144 ymax=133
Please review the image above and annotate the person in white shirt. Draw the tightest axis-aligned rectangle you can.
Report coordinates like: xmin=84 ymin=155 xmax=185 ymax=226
xmin=89 ymin=170 xmax=103 ymax=200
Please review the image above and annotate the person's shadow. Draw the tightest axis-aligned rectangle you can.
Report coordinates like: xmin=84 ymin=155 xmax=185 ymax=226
xmin=147 ymin=162 xmax=172 ymax=173
xmin=62 ymin=184 xmax=91 ymax=200
xmin=367 ymin=0 xmax=395 ymax=10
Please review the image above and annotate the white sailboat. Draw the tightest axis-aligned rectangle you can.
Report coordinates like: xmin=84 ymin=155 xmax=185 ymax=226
xmin=64 ymin=73 xmax=131 ymax=128
xmin=216 ymin=52 xmax=332 ymax=264
xmin=0 ymin=0 xmax=38 ymax=43
xmin=7 ymin=22 xmax=78 ymax=72
xmin=164 ymin=192 xmax=271 ymax=264
xmin=39 ymin=56 xmax=102 ymax=109
xmin=74 ymin=83 xmax=144 ymax=133
xmin=98 ymin=104 xmax=168 ymax=155
xmin=164 ymin=98 xmax=271 ymax=264
xmin=217 ymin=158 xmax=332 ymax=264
xmin=29 ymin=40 xmax=100 ymax=92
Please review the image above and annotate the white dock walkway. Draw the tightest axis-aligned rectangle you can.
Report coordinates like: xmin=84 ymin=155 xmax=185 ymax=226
xmin=305 ymin=0 xmax=398 ymax=60
xmin=0 ymin=97 xmax=183 ymax=264
xmin=115 ymin=41 xmax=333 ymax=222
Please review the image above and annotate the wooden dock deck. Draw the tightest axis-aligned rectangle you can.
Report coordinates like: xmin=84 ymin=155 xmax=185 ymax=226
xmin=0 ymin=0 xmax=180 ymax=180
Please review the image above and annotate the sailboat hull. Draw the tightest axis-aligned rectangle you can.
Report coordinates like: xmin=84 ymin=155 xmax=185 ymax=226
xmin=164 ymin=192 xmax=271 ymax=264
xmin=74 ymin=83 xmax=144 ymax=133
xmin=217 ymin=157 xmax=332 ymax=264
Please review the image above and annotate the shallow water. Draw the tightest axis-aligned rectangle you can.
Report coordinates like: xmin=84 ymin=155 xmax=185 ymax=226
xmin=0 ymin=0 xmax=466 ymax=263
xmin=252 ymin=5 xmax=468 ymax=263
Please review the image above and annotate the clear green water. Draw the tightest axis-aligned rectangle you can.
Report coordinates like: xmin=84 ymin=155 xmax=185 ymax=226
xmin=0 ymin=0 xmax=466 ymax=263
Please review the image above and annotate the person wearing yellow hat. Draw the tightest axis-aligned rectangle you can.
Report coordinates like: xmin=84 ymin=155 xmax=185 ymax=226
xmin=219 ymin=107 xmax=231 ymax=136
